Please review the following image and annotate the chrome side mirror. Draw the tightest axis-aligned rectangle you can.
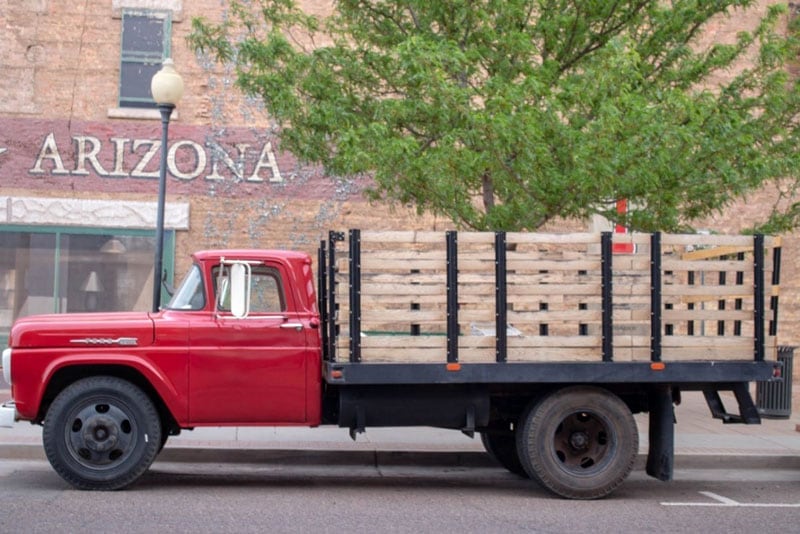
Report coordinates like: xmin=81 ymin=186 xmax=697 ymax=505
xmin=230 ymin=262 xmax=251 ymax=318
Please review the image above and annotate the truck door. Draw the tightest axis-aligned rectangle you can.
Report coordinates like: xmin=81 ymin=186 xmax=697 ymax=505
xmin=187 ymin=262 xmax=309 ymax=424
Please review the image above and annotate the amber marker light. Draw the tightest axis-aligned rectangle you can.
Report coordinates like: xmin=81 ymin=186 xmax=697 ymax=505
xmin=651 ymin=362 xmax=666 ymax=371
xmin=446 ymin=363 xmax=461 ymax=372
xmin=331 ymin=370 xmax=344 ymax=379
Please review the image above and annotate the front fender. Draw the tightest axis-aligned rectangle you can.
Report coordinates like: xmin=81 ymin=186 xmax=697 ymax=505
xmin=12 ymin=348 xmax=188 ymax=425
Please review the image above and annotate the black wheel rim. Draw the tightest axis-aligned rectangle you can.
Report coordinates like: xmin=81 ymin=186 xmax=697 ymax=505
xmin=64 ymin=398 xmax=139 ymax=470
xmin=552 ymin=410 xmax=613 ymax=475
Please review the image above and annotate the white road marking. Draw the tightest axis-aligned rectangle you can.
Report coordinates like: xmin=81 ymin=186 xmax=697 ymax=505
xmin=701 ymin=491 xmax=739 ymax=505
xmin=662 ymin=491 xmax=800 ymax=508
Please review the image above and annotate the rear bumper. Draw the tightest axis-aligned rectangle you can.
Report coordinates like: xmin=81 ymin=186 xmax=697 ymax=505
xmin=0 ymin=401 xmax=16 ymax=428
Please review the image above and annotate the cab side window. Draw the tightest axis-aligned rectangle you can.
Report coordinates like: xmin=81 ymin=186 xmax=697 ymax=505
xmin=213 ymin=265 xmax=285 ymax=314
xmin=250 ymin=268 xmax=285 ymax=313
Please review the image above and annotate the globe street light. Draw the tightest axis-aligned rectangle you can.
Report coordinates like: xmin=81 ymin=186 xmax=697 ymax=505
xmin=150 ymin=58 xmax=184 ymax=312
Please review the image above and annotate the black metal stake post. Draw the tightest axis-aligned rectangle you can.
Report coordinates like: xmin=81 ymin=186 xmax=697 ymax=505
xmin=152 ymin=103 xmax=175 ymax=313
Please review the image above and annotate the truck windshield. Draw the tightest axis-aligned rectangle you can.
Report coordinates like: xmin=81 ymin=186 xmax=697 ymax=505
xmin=166 ymin=264 xmax=206 ymax=310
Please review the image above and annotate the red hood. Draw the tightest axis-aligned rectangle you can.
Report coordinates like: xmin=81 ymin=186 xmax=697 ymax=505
xmin=9 ymin=312 xmax=155 ymax=349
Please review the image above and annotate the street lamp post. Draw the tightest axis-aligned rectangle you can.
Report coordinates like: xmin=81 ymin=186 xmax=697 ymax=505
xmin=150 ymin=58 xmax=184 ymax=312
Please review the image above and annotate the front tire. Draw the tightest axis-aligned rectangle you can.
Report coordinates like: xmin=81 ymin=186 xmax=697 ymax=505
xmin=43 ymin=376 xmax=162 ymax=490
xmin=516 ymin=386 xmax=638 ymax=500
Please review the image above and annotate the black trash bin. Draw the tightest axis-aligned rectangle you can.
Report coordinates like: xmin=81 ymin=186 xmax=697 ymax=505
xmin=756 ymin=346 xmax=794 ymax=419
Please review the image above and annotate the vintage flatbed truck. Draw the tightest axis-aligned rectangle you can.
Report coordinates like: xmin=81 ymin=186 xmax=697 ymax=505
xmin=0 ymin=230 xmax=785 ymax=499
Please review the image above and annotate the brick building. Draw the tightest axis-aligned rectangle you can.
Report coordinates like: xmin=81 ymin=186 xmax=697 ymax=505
xmin=0 ymin=0 xmax=798 ymax=394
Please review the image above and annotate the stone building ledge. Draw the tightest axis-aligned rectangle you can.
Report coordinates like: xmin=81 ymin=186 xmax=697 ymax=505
xmin=1 ymin=196 xmax=189 ymax=230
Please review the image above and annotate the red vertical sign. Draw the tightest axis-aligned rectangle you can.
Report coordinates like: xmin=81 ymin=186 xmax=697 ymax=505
xmin=612 ymin=198 xmax=635 ymax=254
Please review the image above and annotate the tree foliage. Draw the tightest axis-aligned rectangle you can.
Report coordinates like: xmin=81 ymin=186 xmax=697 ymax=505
xmin=190 ymin=0 xmax=800 ymax=233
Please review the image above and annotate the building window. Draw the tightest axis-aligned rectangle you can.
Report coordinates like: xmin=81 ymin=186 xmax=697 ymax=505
xmin=119 ymin=9 xmax=172 ymax=109
xmin=0 ymin=228 xmax=175 ymax=344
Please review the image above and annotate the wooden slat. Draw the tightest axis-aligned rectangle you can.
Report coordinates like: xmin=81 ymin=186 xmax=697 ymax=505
xmin=360 ymin=258 xmax=447 ymax=270
xmin=361 ymin=336 xmax=447 ymax=349
xmin=661 ymin=234 xmax=755 ymax=247
xmin=361 ymin=283 xmax=445 ymax=295
xmin=505 ymin=259 xmax=601 ymax=271
xmin=360 ymin=231 xmax=445 ymax=243
xmin=506 ymin=349 xmax=601 ymax=361
xmin=507 ymin=284 xmax=601 ymax=296
xmin=662 ymin=259 xmax=755 ymax=271
xmin=507 ymin=310 xmax=601 ymax=322
xmin=661 ymin=336 xmax=752 ymax=349
xmin=663 ymin=285 xmax=753 ymax=298
xmin=662 ymin=309 xmax=754 ymax=321
xmin=506 ymin=232 xmax=599 ymax=244
xmin=362 ymin=310 xmax=446 ymax=322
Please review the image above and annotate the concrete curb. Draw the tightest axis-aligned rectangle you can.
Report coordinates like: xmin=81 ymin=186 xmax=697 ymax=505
xmin=2 ymin=443 xmax=799 ymax=471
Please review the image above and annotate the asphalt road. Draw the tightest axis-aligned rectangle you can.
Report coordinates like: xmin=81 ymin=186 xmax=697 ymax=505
xmin=1 ymin=459 xmax=797 ymax=533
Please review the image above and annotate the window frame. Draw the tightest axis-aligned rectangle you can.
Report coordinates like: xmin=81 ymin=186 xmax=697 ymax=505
xmin=118 ymin=8 xmax=172 ymax=109
xmin=213 ymin=264 xmax=287 ymax=316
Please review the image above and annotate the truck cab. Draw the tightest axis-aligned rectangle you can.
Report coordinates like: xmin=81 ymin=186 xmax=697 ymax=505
xmin=168 ymin=250 xmax=322 ymax=426
xmin=1 ymin=249 xmax=322 ymax=489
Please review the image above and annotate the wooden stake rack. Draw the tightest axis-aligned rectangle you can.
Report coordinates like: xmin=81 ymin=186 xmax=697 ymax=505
xmin=318 ymin=230 xmax=781 ymax=366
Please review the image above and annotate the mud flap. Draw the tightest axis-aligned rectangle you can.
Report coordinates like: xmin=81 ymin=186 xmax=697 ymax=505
xmin=646 ymin=385 xmax=674 ymax=481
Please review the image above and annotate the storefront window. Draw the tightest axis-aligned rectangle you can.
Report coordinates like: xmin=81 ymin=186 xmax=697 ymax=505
xmin=0 ymin=228 xmax=174 ymax=343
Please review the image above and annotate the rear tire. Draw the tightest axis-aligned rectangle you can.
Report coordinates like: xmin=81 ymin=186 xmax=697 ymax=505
xmin=480 ymin=430 xmax=528 ymax=478
xmin=43 ymin=376 xmax=161 ymax=490
xmin=516 ymin=386 xmax=638 ymax=499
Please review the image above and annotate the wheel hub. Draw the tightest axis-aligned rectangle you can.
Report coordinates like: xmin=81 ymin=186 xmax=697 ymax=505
xmin=569 ymin=431 xmax=590 ymax=451
xmin=82 ymin=415 xmax=120 ymax=452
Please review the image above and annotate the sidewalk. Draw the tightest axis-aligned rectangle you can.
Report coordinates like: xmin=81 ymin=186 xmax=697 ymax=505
xmin=2 ymin=390 xmax=799 ymax=469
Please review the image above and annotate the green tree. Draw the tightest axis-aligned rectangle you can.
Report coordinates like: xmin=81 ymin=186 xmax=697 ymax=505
xmin=190 ymin=0 xmax=800 ymax=233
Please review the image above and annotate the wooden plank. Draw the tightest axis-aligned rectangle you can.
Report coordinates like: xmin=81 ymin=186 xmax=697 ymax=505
xmin=361 ymin=283 xmax=445 ymax=295
xmin=360 ymin=349 xmax=444 ymax=363
xmin=611 ymin=233 xmax=653 ymax=245
xmin=507 ymin=310 xmax=602 ymax=322
xmin=613 ymin=309 xmax=651 ymax=321
xmin=362 ymin=310 xmax=446 ymax=323
xmin=459 ymin=310 xmax=497 ymax=322
xmin=610 ymin=257 xmax=652 ymax=270
xmin=662 ymin=234 xmax=755 ymax=247
xmin=361 ymin=274 xmax=447 ymax=284
xmin=662 ymin=259 xmax=755 ymax=271
xmin=360 ymin=258 xmax=447 ymax=270
xmin=657 ymin=349 xmax=754 ymax=361
xmin=361 ymin=250 xmax=447 ymax=261
xmin=360 ymin=295 xmax=447 ymax=305
xmin=505 ymin=259 xmax=601 ymax=271
xmin=360 ymin=231 xmax=445 ymax=244
xmin=507 ymin=283 xmax=601 ymax=296
xmin=456 ymin=233 xmax=497 ymax=244
xmin=360 ymin=336 xmax=447 ymax=349
xmin=506 ymin=349 xmax=601 ymax=362
xmin=661 ymin=336 xmax=752 ymax=349
xmin=662 ymin=285 xmax=753 ymax=298
xmin=507 ymin=336 xmax=603 ymax=348
xmin=506 ymin=232 xmax=599 ymax=244
xmin=662 ymin=309 xmax=754 ymax=321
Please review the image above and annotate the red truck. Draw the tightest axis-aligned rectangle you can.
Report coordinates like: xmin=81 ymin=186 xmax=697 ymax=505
xmin=0 ymin=230 xmax=784 ymax=499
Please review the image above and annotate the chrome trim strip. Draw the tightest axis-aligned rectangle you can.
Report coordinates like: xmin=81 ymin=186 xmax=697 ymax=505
xmin=69 ymin=337 xmax=139 ymax=346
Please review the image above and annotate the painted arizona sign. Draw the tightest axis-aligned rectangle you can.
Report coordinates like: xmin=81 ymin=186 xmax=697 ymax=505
xmin=0 ymin=118 xmax=340 ymax=199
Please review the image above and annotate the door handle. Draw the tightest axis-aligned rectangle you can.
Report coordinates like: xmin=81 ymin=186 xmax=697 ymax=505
xmin=280 ymin=323 xmax=304 ymax=331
